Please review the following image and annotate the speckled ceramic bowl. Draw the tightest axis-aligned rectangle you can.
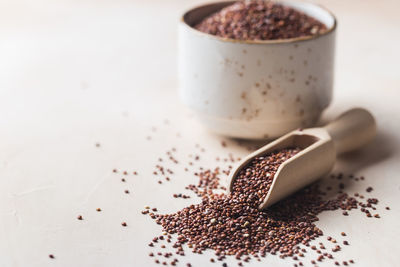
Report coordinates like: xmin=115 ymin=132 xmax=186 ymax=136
xmin=178 ymin=0 xmax=336 ymax=139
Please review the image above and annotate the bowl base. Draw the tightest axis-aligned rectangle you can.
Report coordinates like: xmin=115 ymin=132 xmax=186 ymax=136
xmin=195 ymin=112 xmax=321 ymax=139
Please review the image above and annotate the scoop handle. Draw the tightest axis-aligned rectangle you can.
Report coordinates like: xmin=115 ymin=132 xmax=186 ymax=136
xmin=324 ymin=108 xmax=376 ymax=155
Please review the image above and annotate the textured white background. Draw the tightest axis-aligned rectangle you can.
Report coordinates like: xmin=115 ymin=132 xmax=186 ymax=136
xmin=0 ymin=0 xmax=399 ymax=266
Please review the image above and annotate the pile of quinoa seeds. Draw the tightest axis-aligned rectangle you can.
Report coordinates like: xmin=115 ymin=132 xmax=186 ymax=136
xmin=142 ymin=144 xmax=387 ymax=267
xmin=195 ymin=0 xmax=327 ymax=41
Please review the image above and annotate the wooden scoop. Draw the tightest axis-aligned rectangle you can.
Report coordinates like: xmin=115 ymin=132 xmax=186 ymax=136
xmin=228 ymin=108 xmax=376 ymax=210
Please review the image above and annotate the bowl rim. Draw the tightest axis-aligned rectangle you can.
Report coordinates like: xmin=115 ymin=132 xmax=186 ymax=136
xmin=180 ymin=0 xmax=337 ymax=45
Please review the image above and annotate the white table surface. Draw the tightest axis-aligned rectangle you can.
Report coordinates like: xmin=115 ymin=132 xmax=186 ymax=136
xmin=0 ymin=0 xmax=399 ymax=266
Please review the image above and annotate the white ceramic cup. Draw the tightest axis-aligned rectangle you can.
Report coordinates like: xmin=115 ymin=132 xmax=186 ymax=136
xmin=178 ymin=0 xmax=336 ymax=139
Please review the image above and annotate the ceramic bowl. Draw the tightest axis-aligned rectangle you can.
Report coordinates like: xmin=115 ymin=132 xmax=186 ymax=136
xmin=178 ymin=0 xmax=337 ymax=139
